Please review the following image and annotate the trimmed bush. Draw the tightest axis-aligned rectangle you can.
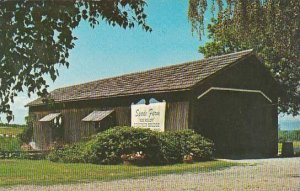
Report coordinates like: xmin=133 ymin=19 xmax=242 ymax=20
xmin=48 ymin=143 xmax=85 ymax=163
xmin=48 ymin=127 xmax=214 ymax=165
xmin=159 ymin=130 xmax=214 ymax=164
xmin=158 ymin=132 xmax=182 ymax=164
xmin=84 ymin=127 xmax=163 ymax=165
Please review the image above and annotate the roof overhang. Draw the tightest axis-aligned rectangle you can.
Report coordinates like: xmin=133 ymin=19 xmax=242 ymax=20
xmin=26 ymin=89 xmax=190 ymax=107
xmin=39 ymin=113 xmax=61 ymax=122
xmin=82 ymin=110 xmax=114 ymax=122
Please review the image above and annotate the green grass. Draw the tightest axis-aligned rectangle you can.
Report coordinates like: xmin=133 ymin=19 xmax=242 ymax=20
xmin=0 ymin=159 xmax=237 ymax=186
xmin=293 ymin=141 xmax=300 ymax=155
xmin=0 ymin=127 xmax=24 ymax=136
xmin=294 ymin=141 xmax=300 ymax=147
xmin=278 ymin=143 xmax=282 ymax=154
xmin=0 ymin=127 xmax=23 ymax=151
xmin=0 ymin=137 xmax=21 ymax=151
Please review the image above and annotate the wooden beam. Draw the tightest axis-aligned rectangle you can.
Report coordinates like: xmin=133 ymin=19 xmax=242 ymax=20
xmin=197 ymin=87 xmax=272 ymax=103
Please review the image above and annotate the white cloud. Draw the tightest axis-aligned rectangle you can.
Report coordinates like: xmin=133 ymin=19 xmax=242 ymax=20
xmin=0 ymin=93 xmax=37 ymax=124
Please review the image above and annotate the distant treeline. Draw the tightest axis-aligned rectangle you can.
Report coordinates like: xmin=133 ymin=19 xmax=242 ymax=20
xmin=0 ymin=123 xmax=26 ymax=128
xmin=278 ymin=130 xmax=300 ymax=142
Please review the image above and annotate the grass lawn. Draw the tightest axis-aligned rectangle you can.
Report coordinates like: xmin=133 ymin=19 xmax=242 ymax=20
xmin=0 ymin=127 xmax=24 ymax=136
xmin=0 ymin=159 xmax=237 ymax=186
xmin=0 ymin=128 xmax=23 ymax=151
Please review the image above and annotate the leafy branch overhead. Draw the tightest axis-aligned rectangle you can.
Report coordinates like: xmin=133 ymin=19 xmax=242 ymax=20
xmin=188 ymin=0 xmax=300 ymax=115
xmin=0 ymin=0 xmax=150 ymax=121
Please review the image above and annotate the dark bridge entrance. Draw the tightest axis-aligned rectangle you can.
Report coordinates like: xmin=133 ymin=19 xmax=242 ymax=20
xmin=193 ymin=88 xmax=275 ymax=158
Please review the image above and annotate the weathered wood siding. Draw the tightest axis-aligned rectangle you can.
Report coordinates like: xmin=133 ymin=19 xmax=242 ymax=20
xmin=30 ymin=106 xmax=132 ymax=149
xmin=165 ymin=102 xmax=189 ymax=131
xmin=30 ymin=112 xmax=53 ymax=150
xmin=30 ymin=100 xmax=190 ymax=149
xmin=115 ymin=107 xmax=131 ymax=126
xmin=60 ymin=108 xmax=95 ymax=143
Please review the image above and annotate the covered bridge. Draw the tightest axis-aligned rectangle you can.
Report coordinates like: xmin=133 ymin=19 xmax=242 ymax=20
xmin=26 ymin=49 xmax=279 ymax=157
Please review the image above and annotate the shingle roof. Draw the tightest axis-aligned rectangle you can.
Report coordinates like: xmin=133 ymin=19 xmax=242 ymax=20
xmin=27 ymin=49 xmax=254 ymax=107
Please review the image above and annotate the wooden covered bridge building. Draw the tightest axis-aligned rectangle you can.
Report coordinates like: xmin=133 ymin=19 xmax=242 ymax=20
xmin=26 ymin=50 xmax=279 ymax=157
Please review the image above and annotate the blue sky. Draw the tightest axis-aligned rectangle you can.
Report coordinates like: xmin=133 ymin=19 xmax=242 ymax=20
xmin=1 ymin=0 xmax=299 ymax=130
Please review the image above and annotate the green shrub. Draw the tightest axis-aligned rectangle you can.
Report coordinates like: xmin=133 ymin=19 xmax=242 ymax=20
xmin=18 ymin=126 xmax=33 ymax=144
xmin=48 ymin=127 xmax=214 ymax=165
xmin=278 ymin=130 xmax=300 ymax=143
xmin=159 ymin=130 xmax=214 ymax=163
xmin=48 ymin=143 xmax=85 ymax=163
xmin=158 ymin=133 xmax=182 ymax=164
xmin=18 ymin=116 xmax=34 ymax=144
xmin=84 ymin=126 xmax=163 ymax=165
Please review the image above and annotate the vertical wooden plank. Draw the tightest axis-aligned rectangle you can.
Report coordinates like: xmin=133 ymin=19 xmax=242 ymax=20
xmin=31 ymin=112 xmax=48 ymax=150
xmin=31 ymin=105 xmax=141 ymax=147
xmin=165 ymin=101 xmax=189 ymax=131
xmin=115 ymin=106 xmax=131 ymax=126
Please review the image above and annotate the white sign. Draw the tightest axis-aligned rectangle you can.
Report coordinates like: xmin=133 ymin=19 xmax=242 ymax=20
xmin=131 ymin=102 xmax=166 ymax=132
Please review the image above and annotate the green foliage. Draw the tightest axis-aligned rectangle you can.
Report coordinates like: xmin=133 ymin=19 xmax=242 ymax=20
xmin=0 ymin=1 xmax=150 ymax=121
xmin=278 ymin=130 xmax=300 ymax=143
xmin=17 ymin=115 xmax=33 ymax=144
xmin=188 ymin=0 xmax=300 ymax=115
xmin=48 ymin=143 xmax=85 ymax=163
xmin=0 ymin=137 xmax=21 ymax=151
xmin=0 ymin=150 xmax=48 ymax=160
xmin=18 ymin=125 xmax=33 ymax=144
xmin=48 ymin=127 xmax=214 ymax=165
xmin=159 ymin=130 xmax=214 ymax=164
xmin=0 ymin=123 xmax=26 ymax=128
xmin=84 ymin=127 xmax=163 ymax=165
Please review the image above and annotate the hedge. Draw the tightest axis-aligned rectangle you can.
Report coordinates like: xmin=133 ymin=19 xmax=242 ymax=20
xmin=0 ymin=150 xmax=49 ymax=160
xmin=48 ymin=127 xmax=214 ymax=165
xmin=47 ymin=143 xmax=86 ymax=163
xmin=159 ymin=130 xmax=214 ymax=164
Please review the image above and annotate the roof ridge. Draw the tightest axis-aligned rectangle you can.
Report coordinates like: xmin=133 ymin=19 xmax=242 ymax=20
xmin=55 ymin=60 xmax=202 ymax=91
xmin=54 ymin=49 xmax=254 ymax=92
xmin=208 ymin=49 xmax=253 ymax=59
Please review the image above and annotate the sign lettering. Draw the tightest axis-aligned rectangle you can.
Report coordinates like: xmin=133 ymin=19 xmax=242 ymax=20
xmin=131 ymin=102 xmax=166 ymax=132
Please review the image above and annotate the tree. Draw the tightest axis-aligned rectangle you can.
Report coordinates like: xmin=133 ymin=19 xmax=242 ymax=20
xmin=0 ymin=0 xmax=150 ymax=122
xmin=188 ymin=0 xmax=300 ymax=115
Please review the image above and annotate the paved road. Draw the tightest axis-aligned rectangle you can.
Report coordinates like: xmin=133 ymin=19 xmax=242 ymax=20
xmin=3 ymin=157 xmax=300 ymax=191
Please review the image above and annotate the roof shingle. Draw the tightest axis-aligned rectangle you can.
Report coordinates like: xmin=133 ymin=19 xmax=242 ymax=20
xmin=27 ymin=49 xmax=254 ymax=107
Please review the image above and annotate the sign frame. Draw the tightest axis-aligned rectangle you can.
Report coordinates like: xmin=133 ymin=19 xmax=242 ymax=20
xmin=131 ymin=102 xmax=166 ymax=132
